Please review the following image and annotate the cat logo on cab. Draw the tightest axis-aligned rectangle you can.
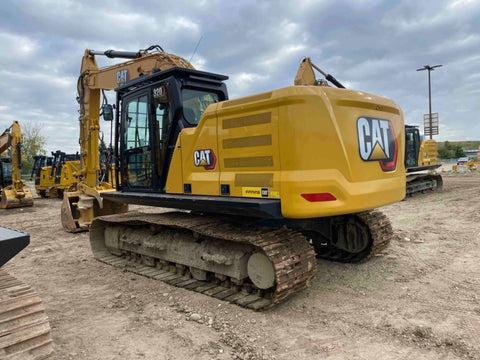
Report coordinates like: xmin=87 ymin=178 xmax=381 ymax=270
xmin=193 ymin=149 xmax=216 ymax=170
xmin=357 ymin=117 xmax=398 ymax=172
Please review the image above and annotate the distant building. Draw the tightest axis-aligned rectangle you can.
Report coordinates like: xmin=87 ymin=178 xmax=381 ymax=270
xmin=464 ymin=149 xmax=479 ymax=160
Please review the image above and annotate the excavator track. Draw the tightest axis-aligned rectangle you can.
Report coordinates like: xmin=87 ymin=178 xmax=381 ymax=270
xmin=90 ymin=212 xmax=317 ymax=310
xmin=310 ymin=209 xmax=393 ymax=263
xmin=0 ymin=269 xmax=53 ymax=359
xmin=406 ymin=174 xmax=443 ymax=196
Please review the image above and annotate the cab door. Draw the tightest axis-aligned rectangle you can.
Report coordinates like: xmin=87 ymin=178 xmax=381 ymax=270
xmin=120 ymin=92 xmax=154 ymax=189
xmin=405 ymin=129 xmax=419 ymax=168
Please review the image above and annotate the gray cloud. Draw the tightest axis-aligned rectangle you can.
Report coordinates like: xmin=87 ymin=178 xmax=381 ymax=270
xmin=0 ymin=0 xmax=479 ymax=155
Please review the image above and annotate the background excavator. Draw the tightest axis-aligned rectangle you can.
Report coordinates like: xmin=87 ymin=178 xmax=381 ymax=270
xmin=71 ymin=48 xmax=407 ymax=310
xmin=61 ymin=45 xmax=195 ymax=232
xmin=0 ymin=226 xmax=53 ymax=359
xmin=404 ymin=125 xmax=442 ymax=195
xmin=0 ymin=121 xmax=34 ymax=209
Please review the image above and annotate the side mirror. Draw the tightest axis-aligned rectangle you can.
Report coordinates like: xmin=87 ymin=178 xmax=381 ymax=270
xmin=102 ymin=104 xmax=114 ymax=121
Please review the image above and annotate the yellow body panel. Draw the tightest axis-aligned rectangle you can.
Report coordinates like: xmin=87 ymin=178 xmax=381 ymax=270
xmin=179 ymin=105 xmax=220 ymax=196
xmin=166 ymin=86 xmax=405 ymax=219
xmin=165 ymin=138 xmax=183 ymax=194
xmin=58 ymin=160 xmax=80 ymax=189
xmin=418 ymin=139 xmax=438 ymax=166
xmin=35 ymin=166 xmax=55 ymax=193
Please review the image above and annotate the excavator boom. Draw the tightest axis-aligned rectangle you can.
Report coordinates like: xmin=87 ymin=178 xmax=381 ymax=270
xmin=61 ymin=46 xmax=194 ymax=232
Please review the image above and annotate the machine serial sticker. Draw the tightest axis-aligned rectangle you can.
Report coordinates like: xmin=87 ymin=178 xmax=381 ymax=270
xmin=242 ymin=187 xmax=270 ymax=198
xmin=356 ymin=117 xmax=398 ymax=172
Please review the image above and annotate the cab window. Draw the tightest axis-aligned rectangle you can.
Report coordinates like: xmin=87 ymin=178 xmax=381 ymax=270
xmin=182 ymin=89 xmax=219 ymax=125
xmin=125 ymin=96 xmax=149 ymax=149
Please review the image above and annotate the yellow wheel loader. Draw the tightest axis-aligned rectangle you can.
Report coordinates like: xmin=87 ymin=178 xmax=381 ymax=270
xmin=66 ymin=50 xmax=406 ymax=310
xmin=0 ymin=226 xmax=53 ymax=359
xmin=0 ymin=122 xmax=34 ymax=209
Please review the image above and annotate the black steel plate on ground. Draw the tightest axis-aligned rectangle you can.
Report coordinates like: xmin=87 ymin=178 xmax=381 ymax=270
xmin=0 ymin=226 xmax=29 ymax=267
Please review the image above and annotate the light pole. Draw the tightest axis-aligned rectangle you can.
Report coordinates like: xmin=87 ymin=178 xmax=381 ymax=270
xmin=417 ymin=64 xmax=442 ymax=139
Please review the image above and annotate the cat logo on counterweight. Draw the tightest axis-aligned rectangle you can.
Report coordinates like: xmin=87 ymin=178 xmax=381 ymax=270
xmin=357 ymin=117 xmax=398 ymax=172
xmin=193 ymin=149 xmax=216 ymax=170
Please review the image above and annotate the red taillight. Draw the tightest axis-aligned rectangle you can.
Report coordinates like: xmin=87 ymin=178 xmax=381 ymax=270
xmin=301 ymin=193 xmax=337 ymax=202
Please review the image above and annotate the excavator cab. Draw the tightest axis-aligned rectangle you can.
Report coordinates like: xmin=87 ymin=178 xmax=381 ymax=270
xmin=0 ymin=158 xmax=12 ymax=188
xmin=405 ymin=125 xmax=420 ymax=168
xmin=51 ymin=150 xmax=64 ymax=185
xmin=31 ymin=155 xmax=44 ymax=185
xmin=115 ymin=67 xmax=228 ymax=192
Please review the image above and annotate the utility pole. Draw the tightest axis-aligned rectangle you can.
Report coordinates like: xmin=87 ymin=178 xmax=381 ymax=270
xmin=417 ymin=64 xmax=442 ymax=139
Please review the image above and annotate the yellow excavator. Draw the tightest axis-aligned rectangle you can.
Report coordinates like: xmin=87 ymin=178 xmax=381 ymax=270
xmin=61 ymin=45 xmax=194 ymax=232
xmin=0 ymin=121 xmax=34 ymax=209
xmin=61 ymin=50 xmax=405 ymax=310
xmin=404 ymin=125 xmax=442 ymax=195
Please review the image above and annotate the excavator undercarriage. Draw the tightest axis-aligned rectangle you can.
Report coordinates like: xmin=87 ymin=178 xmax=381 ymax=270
xmin=406 ymin=170 xmax=443 ymax=196
xmin=90 ymin=209 xmax=391 ymax=309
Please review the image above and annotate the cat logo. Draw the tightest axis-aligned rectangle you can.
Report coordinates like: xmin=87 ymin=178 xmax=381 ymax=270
xmin=193 ymin=149 xmax=216 ymax=170
xmin=116 ymin=69 xmax=129 ymax=86
xmin=357 ymin=117 xmax=398 ymax=171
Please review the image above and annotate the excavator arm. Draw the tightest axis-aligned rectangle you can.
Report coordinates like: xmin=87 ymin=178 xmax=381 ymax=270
xmin=62 ymin=46 xmax=194 ymax=232
xmin=0 ymin=121 xmax=34 ymax=208
xmin=0 ymin=128 xmax=12 ymax=155
xmin=294 ymin=57 xmax=345 ymax=88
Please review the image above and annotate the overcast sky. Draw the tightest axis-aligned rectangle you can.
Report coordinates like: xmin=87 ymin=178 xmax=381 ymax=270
xmin=0 ymin=0 xmax=479 ymax=154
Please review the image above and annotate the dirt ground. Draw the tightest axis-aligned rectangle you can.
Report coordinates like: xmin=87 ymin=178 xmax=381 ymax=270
xmin=3 ymin=174 xmax=480 ymax=360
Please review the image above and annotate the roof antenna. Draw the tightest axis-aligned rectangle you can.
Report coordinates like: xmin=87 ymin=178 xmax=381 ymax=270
xmin=188 ymin=36 xmax=203 ymax=67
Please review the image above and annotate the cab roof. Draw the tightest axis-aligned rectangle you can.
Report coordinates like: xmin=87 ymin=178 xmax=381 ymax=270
xmin=116 ymin=67 xmax=228 ymax=95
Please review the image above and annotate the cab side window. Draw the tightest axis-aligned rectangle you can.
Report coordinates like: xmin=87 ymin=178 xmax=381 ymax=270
xmin=125 ymin=96 xmax=149 ymax=149
xmin=182 ymin=89 xmax=219 ymax=125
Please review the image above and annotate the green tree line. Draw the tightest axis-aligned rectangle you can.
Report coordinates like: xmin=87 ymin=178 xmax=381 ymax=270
xmin=437 ymin=141 xmax=466 ymax=159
